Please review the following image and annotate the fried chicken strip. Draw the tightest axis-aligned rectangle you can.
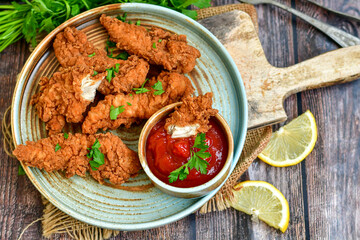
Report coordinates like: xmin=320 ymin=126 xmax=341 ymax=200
xmin=82 ymin=72 xmax=194 ymax=134
xmin=100 ymin=14 xmax=201 ymax=73
xmin=53 ymin=27 xmax=149 ymax=94
xmin=13 ymin=133 xmax=141 ymax=185
xmin=97 ymin=55 xmax=150 ymax=95
xmin=165 ymin=93 xmax=218 ymax=138
xmin=31 ymin=65 xmax=106 ymax=135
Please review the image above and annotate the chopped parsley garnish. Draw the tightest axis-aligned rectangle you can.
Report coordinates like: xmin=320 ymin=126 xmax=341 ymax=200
xmin=129 ymin=94 xmax=133 ymax=97
xmin=106 ymin=40 xmax=116 ymax=48
xmin=87 ymin=139 xmax=104 ymax=171
xmin=114 ymin=51 xmax=129 ymax=60
xmin=168 ymin=133 xmax=211 ymax=183
xmin=133 ymin=78 xmax=150 ymax=94
xmin=108 ymin=50 xmax=129 ymax=60
xmin=88 ymin=52 xmax=95 ymax=57
xmin=152 ymin=42 xmax=156 ymax=49
xmin=114 ymin=63 xmax=120 ymax=73
xmin=152 ymin=80 xmax=165 ymax=95
xmin=128 ymin=20 xmax=132 ymax=24
xmin=158 ymin=39 xmax=162 ymax=43
xmin=126 ymin=102 xmax=132 ymax=106
xmin=117 ymin=13 xmax=127 ymax=22
xmin=136 ymin=20 xmax=141 ymax=26
xmin=64 ymin=132 xmax=69 ymax=139
xmin=106 ymin=68 xmax=114 ymax=82
xmin=55 ymin=144 xmax=61 ymax=152
xmin=106 ymin=39 xmax=129 ymax=60
xmin=110 ymin=105 xmax=125 ymax=120
xmin=18 ymin=165 xmax=26 ymax=176
xmin=92 ymin=71 xmax=98 ymax=77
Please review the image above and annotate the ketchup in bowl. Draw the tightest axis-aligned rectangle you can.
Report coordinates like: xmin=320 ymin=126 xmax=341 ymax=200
xmin=146 ymin=117 xmax=228 ymax=188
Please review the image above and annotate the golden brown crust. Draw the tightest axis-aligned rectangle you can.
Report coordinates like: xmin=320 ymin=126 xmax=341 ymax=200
xmin=31 ymin=65 xmax=106 ymax=135
xmin=82 ymin=71 xmax=194 ymax=134
xmin=13 ymin=133 xmax=141 ymax=185
xmin=97 ymin=55 xmax=149 ymax=95
xmin=53 ymin=27 xmax=149 ymax=95
xmin=100 ymin=14 xmax=201 ymax=73
xmin=165 ymin=93 xmax=218 ymax=133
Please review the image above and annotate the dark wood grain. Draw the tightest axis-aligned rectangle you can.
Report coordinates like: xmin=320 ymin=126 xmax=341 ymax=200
xmin=294 ymin=0 xmax=360 ymax=239
xmin=0 ymin=1 xmax=359 ymax=239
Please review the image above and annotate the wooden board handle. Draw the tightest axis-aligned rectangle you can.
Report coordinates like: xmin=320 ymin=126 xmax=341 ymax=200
xmin=280 ymin=45 xmax=360 ymax=98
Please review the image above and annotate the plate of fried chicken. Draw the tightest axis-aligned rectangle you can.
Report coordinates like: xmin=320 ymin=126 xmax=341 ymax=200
xmin=11 ymin=3 xmax=247 ymax=230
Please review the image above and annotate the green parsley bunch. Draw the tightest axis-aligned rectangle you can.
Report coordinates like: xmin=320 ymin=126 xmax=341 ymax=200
xmin=0 ymin=0 xmax=211 ymax=53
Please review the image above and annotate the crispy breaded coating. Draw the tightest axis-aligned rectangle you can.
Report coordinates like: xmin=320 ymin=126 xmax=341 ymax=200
xmin=97 ymin=55 xmax=150 ymax=95
xmin=54 ymin=27 xmax=114 ymax=71
xmin=100 ymin=14 xmax=201 ymax=73
xmin=13 ymin=133 xmax=141 ymax=185
xmin=53 ymin=27 xmax=149 ymax=94
xmin=31 ymin=65 xmax=106 ymax=135
xmin=165 ymin=93 xmax=218 ymax=134
xmin=82 ymin=72 xmax=194 ymax=134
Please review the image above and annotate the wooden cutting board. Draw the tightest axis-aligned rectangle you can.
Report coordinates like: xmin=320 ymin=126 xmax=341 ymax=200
xmin=199 ymin=10 xmax=360 ymax=129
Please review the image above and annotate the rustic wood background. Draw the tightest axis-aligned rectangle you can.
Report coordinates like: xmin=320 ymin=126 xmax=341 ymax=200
xmin=0 ymin=0 xmax=359 ymax=239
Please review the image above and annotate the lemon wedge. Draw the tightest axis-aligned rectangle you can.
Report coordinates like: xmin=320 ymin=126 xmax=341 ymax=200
xmin=229 ymin=181 xmax=290 ymax=232
xmin=258 ymin=110 xmax=317 ymax=167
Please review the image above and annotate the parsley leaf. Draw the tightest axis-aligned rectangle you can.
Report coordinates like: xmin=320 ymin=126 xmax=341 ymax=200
xmin=0 ymin=0 xmax=212 ymax=54
xmin=55 ymin=144 xmax=61 ymax=152
xmin=18 ymin=165 xmax=26 ymax=176
xmin=133 ymin=78 xmax=150 ymax=94
xmin=152 ymin=42 xmax=156 ymax=49
xmin=88 ymin=52 xmax=95 ymax=57
xmin=110 ymin=51 xmax=129 ymax=60
xmin=110 ymin=105 xmax=125 ymax=120
xmin=136 ymin=20 xmax=141 ymax=26
xmin=64 ymin=132 xmax=69 ymax=139
xmin=106 ymin=40 xmax=129 ymax=60
xmin=152 ymin=80 xmax=165 ymax=95
xmin=168 ymin=133 xmax=211 ymax=183
xmin=158 ymin=39 xmax=162 ymax=43
xmin=117 ymin=13 xmax=127 ymax=22
xmin=106 ymin=68 xmax=114 ymax=82
xmin=114 ymin=63 xmax=120 ymax=73
xmin=106 ymin=40 xmax=116 ymax=48
xmin=126 ymin=102 xmax=132 ymax=106
xmin=92 ymin=71 xmax=98 ymax=77
xmin=87 ymin=139 xmax=105 ymax=171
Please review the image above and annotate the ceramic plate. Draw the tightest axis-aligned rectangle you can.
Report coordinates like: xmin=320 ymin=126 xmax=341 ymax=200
xmin=11 ymin=3 xmax=247 ymax=230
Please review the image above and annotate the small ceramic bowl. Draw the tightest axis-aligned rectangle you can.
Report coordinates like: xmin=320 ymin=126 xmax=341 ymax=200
xmin=138 ymin=102 xmax=234 ymax=198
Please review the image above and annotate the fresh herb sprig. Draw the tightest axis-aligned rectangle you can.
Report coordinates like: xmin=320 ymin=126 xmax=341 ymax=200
xmin=168 ymin=133 xmax=211 ymax=183
xmin=87 ymin=139 xmax=105 ymax=171
xmin=133 ymin=78 xmax=150 ymax=94
xmin=110 ymin=105 xmax=125 ymax=120
xmin=0 ymin=0 xmax=211 ymax=53
xmin=152 ymin=80 xmax=165 ymax=95
xmin=106 ymin=40 xmax=129 ymax=60
xmin=106 ymin=63 xmax=121 ymax=82
xmin=133 ymin=79 xmax=165 ymax=95
xmin=18 ymin=165 xmax=26 ymax=176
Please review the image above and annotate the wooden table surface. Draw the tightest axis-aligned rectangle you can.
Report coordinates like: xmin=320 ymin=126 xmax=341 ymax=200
xmin=1 ymin=0 xmax=359 ymax=239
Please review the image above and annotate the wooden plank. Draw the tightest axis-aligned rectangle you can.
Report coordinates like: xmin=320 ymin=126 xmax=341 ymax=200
xmin=294 ymin=0 xmax=360 ymax=239
xmin=0 ymin=40 xmax=45 ymax=239
xmin=245 ymin=0 xmax=306 ymax=239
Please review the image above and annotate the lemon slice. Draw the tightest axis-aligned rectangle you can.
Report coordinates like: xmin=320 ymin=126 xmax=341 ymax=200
xmin=229 ymin=181 xmax=290 ymax=232
xmin=258 ymin=110 xmax=317 ymax=167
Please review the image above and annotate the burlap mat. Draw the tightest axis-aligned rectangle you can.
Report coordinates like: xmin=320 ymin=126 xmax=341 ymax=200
xmin=2 ymin=4 xmax=273 ymax=239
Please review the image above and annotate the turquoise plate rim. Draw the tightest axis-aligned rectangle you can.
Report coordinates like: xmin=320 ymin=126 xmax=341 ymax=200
xmin=11 ymin=3 xmax=248 ymax=230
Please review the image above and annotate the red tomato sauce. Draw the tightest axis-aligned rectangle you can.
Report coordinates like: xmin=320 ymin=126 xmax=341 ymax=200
xmin=146 ymin=118 xmax=228 ymax=188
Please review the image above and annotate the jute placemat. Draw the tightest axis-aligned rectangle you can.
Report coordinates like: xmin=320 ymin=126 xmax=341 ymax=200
xmin=2 ymin=4 xmax=272 ymax=239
